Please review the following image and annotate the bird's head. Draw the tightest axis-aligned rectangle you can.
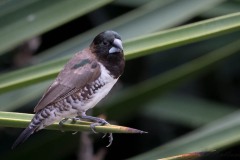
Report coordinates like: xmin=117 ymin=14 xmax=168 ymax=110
xmin=90 ymin=30 xmax=125 ymax=78
xmin=90 ymin=30 xmax=124 ymax=60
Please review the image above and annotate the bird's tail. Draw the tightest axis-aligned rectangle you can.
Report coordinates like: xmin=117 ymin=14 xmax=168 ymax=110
xmin=12 ymin=115 xmax=42 ymax=149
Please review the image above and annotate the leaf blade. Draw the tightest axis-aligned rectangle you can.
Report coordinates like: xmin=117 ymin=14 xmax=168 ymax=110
xmin=0 ymin=111 xmax=146 ymax=134
xmin=0 ymin=13 xmax=240 ymax=93
xmin=0 ymin=0 xmax=112 ymax=55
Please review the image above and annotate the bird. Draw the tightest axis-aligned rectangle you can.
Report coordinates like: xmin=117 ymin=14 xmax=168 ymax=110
xmin=12 ymin=30 xmax=125 ymax=149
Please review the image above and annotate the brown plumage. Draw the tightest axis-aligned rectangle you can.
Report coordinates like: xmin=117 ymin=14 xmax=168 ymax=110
xmin=34 ymin=48 xmax=101 ymax=112
xmin=12 ymin=30 xmax=125 ymax=149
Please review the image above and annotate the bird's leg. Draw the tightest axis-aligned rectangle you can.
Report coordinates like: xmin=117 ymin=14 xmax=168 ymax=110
xmin=59 ymin=118 xmax=69 ymax=132
xmin=70 ymin=117 xmax=80 ymax=124
xmin=69 ymin=117 xmax=81 ymax=135
xmin=78 ymin=113 xmax=110 ymax=132
xmin=77 ymin=112 xmax=113 ymax=147
xmin=59 ymin=118 xmax=79 ymax=134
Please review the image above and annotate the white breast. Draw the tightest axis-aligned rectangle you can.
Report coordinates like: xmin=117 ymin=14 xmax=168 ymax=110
xmin=79 ymin=63 xmax=118 ymax=112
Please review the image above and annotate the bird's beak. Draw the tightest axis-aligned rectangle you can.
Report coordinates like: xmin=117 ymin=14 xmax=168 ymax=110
xmin=109 ymin=39 xmax=123 ymax=54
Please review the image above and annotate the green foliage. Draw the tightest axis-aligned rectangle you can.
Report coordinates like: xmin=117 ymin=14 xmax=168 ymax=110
xmin=1 ymin=12 xmax=239 ymax=93
xmin=1 ymin=0 xmax=240 ymax=159
xmin=0 ymin=111 xmax=146 ymax=134
xmin=0 ymin=0 xmax=112 ymax=55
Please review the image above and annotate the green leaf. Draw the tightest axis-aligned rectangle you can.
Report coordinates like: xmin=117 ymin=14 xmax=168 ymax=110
xmin=114 ymin=0 xmax=149 ymax=7
xmin=129 ymin=109 xmax=240 ymax=159
xmin=0 ymin=0 xmax=36 ymax=17
xmin=0 ymin=111 xmax=147 ymax=134
xmin=0 ymin=12 xmax=240 ymax=94
xmin=36 ymin=0 xmax=224 ymax=62
xmin=0 ymin=0 xmax=112 ymax=55
xmin=0 ymin=57 xmax=66 ymax=94
xmin=141 ymin=95 xmax=236 ymax=128
xmin=158 ymin=152 xmax=210 ymax=160
xmin=201 ymin=1 xmax=240 ymax=17
xmin=0 ymin=0 xmax=226 ymax=112
xmin=125 ymin=12 xmax=240 ymax=59
xmin=98 ymin=39 xmax=240 ymax=121
xmin=33 ymin=0 xmax=175 ymax=62
xmin=0 ymin=80 xmax=51 ymax=111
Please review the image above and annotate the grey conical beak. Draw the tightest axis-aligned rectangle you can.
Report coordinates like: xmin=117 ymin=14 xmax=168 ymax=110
xmin=109 ymin=39 xmax=123 ymax=54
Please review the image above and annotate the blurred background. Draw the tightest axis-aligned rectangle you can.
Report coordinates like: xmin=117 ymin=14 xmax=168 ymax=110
xmin=0 ymin=0 xmax=240 ymax=159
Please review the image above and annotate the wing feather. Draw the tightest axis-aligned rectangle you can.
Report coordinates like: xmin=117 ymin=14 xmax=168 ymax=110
xmin=34 ymin=49 xmax=100 ymax=112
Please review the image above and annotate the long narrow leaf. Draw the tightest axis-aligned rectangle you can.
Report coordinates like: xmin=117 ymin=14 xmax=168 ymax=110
xmin=0 ymin=0 xmax=36 ymax=17
xmin=129 ymin=109 xmax=240 ymax=159
xmin=125 ymin=12 xmax=240 ymax=59
xmin=140 ymin=95 xmax=236 ymax=128
xmin=0 ymin=111 xmax=146 ymax=134
xmin=97 ymin=39 xmax=240 ymax=121
xmin=201 ymin=1 xmax=240 ymax=17
xmin=0 ymin=0 xmax=112 ymax=55
xmin=0 ymin=80 xmax=51 ymax=111
xmin=158 ymin=152 xmax=210 ymax=160
xmin=34 ymin=0 xmax=174 ymax=62
xmin=0 ymin=0 xmax=227 ymax=112
xmin=36 ymin=0 xmax=223 ymax=62
xmin=0 ymin=13 xmax=240 ymax=93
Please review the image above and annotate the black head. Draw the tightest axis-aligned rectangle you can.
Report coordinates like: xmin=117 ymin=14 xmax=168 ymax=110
xmin=90 ymin=30 xmax=125 ymax=78
xmin=91 ymin=30 xmax=123 ymax=55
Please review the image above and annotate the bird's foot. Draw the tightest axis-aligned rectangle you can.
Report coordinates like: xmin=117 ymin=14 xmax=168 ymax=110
xmin=59 ymin=118 xmax=79 ymax=134
xmin=78 ymin=114 xmax=113 ymax=147
xmin=69 ymin=117 xmax=80 ymax=134
xmin=89 ymin=118 xmax=109 ymax=133
xmin=70 ymin=117 xmax=80 ymax=124
xmin=59 ymin=118 xmax=69 ymax=132
xmin=102 ymin=132 xmax=113 ymax=147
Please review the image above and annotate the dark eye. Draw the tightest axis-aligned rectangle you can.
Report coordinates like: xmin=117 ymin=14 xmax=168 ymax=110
xmin=103 ymin=41 xmax=108 ymax=45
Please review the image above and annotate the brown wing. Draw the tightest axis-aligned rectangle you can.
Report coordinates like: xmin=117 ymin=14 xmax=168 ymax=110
xmin=34 ymin=49 xmax=101 ymax=112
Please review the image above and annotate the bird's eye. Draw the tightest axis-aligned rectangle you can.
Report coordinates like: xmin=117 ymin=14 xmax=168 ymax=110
xmin=103 ymin=41 xmax=108 ymax=45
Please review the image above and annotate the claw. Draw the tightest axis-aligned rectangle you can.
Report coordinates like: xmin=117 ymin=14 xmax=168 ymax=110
xmin=90 ymin=123 xmax=101 ymax=134
xmin=59 ymin=118 xmax=81 ymax=133
xmin=59 ymin=118 xmax=69 ymax=132
xmin=71 ymin=117 xmax=80 ymax=123
xmin=72 ymin=131 xmax=78 ymax=135
xmin=106 ymin=133 xmax=113 ymax=147
xmin=75 ymin=113 xmax=114 ymax=147
xmin=90 ymin=122 xmax=113 ymax=147
xmin=59 ymin=115 xmax=114 ymax=146
xmin=102 ymin=133 xmax=107 ymax=138
xmin=70 ymin=117 xmax=80 ymax=134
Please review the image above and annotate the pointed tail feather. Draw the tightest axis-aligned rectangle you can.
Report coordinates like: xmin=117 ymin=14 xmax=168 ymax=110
xmin=12 ymin=125 xmax=38 ymax=149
